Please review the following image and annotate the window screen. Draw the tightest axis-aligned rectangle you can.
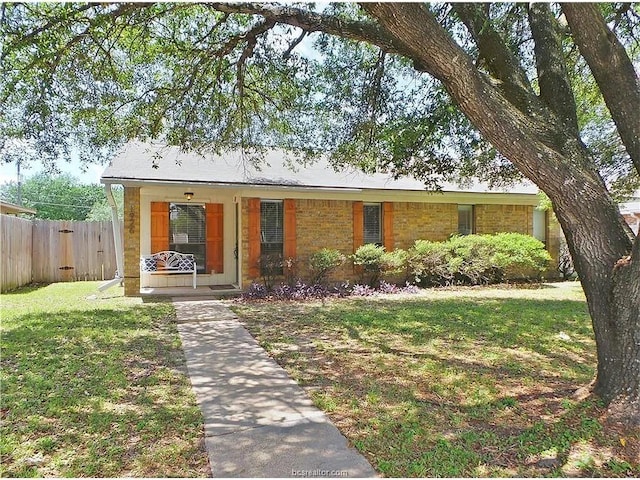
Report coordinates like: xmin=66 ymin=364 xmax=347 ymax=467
xmin=533 ymin=209 xmax=547 ymax=244
xmin=260 ymin=200 xmax=283 ymax=257
xmin=169 ymin=203 xmax=206 ymax=272
xmin=458 ymin=205 xmax=474 ymax=236
xmin=364 ymin=203 xmax=382 ymax=245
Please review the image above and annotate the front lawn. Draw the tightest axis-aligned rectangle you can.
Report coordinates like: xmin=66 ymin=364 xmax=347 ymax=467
xmin=232 ymin=283 xmax=639 ymax=477
xmin=1 ymin=282 xmax=209 ymax=477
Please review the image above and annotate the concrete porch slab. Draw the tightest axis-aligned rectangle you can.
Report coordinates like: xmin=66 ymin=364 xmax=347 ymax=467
xmin=140 ymin=285 xmax=241 ymax=299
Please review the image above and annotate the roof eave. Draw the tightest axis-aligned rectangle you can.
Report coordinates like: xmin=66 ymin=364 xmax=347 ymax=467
xmin=100 ymin=176 xmax=539 ymax=201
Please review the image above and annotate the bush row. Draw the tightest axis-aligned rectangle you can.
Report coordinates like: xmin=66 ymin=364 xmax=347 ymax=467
xmin=406 ymin=233 xmax=551 ymax=286
xmin=250 ymin=233 xmax=551 ymax=296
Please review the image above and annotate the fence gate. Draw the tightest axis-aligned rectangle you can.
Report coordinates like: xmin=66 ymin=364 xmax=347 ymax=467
xmin=58 ymin=221 xmax=75 ymax=282
xmin=28 ymin=220 xmax=121 ymax=285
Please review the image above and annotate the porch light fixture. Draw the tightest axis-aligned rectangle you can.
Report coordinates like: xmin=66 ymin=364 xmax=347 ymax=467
xmin=184 ymin=191 xmax=194 ymax=201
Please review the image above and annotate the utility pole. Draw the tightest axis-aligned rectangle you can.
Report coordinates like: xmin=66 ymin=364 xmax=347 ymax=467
xmin=16 ymin=159 xmax=22 ymax=205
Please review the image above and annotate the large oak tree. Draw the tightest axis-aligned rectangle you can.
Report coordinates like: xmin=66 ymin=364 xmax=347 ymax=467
xmin=1 ymin=3 xmax=639 ymax=424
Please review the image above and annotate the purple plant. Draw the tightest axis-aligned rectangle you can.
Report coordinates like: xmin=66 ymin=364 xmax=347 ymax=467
xmin=331 ymin=281 xmax=352 ymax=297
xmin=401 ymin=282 xmax=420 ymax=294
xmin=378 ymin=280 xmax=400 ymax=294
xmin=268 ymin=281 xmax=331 ymax=301
xmin=242 ymin=282 xmax=269 ymax=300
xmin=240 ymin=279 xmax=420 ymax=303
xmin=351 ymin=284 xmax=376 ymax=297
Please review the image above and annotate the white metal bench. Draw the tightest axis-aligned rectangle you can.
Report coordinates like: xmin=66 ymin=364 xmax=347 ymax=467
xmin=140 ymin=251 xmax=197 ymax=288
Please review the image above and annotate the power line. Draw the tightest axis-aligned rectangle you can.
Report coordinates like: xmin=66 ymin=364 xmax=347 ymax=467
xmin=25 ymin=201 xmax=94 ymax=209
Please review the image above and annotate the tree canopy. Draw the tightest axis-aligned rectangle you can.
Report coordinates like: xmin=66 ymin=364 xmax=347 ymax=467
xmin=1 ymin=2 xmax=639 ymax=424
xmin=2 ymin=3 xmax=636 ymax=193
xmin=0 ymin=173 xmax=117 ymax=220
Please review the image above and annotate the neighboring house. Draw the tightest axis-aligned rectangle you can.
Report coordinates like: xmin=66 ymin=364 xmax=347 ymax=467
xmin=620 ymin=191 xmax=640 ymax=235
xmin=0 ymin=200 xmax=36 ymax=216
xmin=101 ymin=142 xmax=560 ymax=296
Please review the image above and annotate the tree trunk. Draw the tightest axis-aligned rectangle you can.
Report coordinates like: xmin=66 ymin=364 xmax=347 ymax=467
xmin=361 ymin=2 xmax=640 ymax=423
xmin=551 ymin=175 xmax=640 ymax=425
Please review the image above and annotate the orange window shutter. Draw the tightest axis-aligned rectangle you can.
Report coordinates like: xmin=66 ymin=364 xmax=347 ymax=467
xmin=353 ymin=201 xmax=364 ymax=252
xmin=150 ymin=202 xmax=169 ymax=252
xmin=247 ymin=198 xmax=261 ymax=278
xmin=283 ymin=199 xmax=296 ymax=259
xmin=206 ymin=203 xmax=224 ymax=274
xmin=383 ymin=202 xmax=394 ymax=250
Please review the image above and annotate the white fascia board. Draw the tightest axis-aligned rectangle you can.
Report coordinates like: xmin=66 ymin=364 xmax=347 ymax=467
xmin=105 ymin=178 xmax=540 ymax=205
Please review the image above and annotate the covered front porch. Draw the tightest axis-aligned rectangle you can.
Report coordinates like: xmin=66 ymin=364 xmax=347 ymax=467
xmin=118 ymin=183 xmax=245 ymax=297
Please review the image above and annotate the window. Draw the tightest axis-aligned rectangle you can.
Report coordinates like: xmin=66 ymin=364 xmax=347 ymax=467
xmin=169 ymin=203 xmax=206 ymax=272
xmin=260 ymin=200 xmax=283 ymax=258
xmin=533 ymin=209 xmax=547 ymax=245
xmin=364 ymin=203 xmax=382 ymax=245
xmin=458 ymin=205 xmax=474 ymax=235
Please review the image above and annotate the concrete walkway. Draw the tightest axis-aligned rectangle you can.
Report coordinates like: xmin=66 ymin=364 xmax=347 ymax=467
xmin=173 ymin=298 xmax=376 ymax=478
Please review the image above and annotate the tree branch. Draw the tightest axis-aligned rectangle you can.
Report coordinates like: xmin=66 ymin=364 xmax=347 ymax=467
xmin=206 ymin=2 xmax=408 ymax=61
xmin=235 ymin=19 xmax=275 ymax=99
xmin=452 ymin=3 xmax=535 ymax=113
xmin=528 ymin=3 xmax=579 ymax=135
xmin=562 ymin=3 xmax=640 ymax=175
xmin=357 ymin=2 xmax=598 ymax=191
xmin=283 ymin=29 xmax=306 ymax=59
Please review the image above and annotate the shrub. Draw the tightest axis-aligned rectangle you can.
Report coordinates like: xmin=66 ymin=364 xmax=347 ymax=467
xmin=351 ymin=244 xmax=407 ymax=287
xmin=308 ymin=248 xmax=346 ymax=284
xmin=407 ymin=233 xmax=551 ymax=286
xmin=490 ymin=232 xmax=551 ymax=280
xmin=407 ymin=240 xmax=453 ymax=286
xmin=282 ymin=256 xmax=299 ymax=286
xmin=447 ymin=234 xmax=497 ymax=284
xmin=381 ymin=248 xmax=408 ymax=279
xmin=258 ymin=253 xmax=283 ymax=290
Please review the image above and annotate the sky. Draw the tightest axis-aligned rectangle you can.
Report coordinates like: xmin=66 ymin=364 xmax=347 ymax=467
xmin=0 ymin=157 xmax=106 ymax=186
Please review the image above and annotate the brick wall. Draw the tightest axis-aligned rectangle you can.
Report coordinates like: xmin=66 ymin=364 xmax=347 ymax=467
xmin=241 ymin=198 xmax=355 ymax=285
xmin=240 ymin=197 xmax=558 ymax=286
xmin=242 ymin=198 xmax=461 ymax=285
xmin=475 ymin=204 xmax=533 ymax=235
xmin=392 ymin=202 xmax=458 ymax=248
xmin=296 ymin=199 xmax=354 ymax=282
xmin=123 ymin=187 xmax=140 ymax=296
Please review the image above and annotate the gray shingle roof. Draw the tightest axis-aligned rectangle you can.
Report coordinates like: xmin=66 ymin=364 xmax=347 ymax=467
xmin=101 ymin=141 xmax=539 ymax=194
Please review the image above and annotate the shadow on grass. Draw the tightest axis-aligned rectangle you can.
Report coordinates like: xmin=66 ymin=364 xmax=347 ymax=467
xmin=1 ymin=305 xmax=208 ymax=477
xmin=356 ymin=393 xmax=609 ymax=476
xmin=235 ymin=293 xmax=631 ymax=476
xmin=141 ymin=296 xmax=174 ymax=304
xmin=320 ymin=296 xmax=593 ymax=365
xmin=2 ymin=282 xmax=51 ymax=295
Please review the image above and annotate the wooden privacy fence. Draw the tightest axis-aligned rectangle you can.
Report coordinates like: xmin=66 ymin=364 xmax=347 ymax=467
xmin=1 ymin=215 xmax=33 ymax=292
xmin=1 ymin=216 xmax=123 ymax=292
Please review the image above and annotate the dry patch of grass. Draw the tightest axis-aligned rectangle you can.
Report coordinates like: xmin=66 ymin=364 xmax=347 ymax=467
xmin=1 ymin=282 xmax=210 ymax=477
xmin=232 ymin=283 xmax=639 ymax=477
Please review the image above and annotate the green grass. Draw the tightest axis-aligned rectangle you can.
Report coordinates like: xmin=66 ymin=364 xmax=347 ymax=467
xmin=1 ymin=282 xmax=209 ymax=477
xmin=232 ymin=283 xmax=640 ymax=477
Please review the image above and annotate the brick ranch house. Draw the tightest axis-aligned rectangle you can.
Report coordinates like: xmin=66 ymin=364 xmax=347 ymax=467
xmin=101 ymin=142 xmax=561 ymax=296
